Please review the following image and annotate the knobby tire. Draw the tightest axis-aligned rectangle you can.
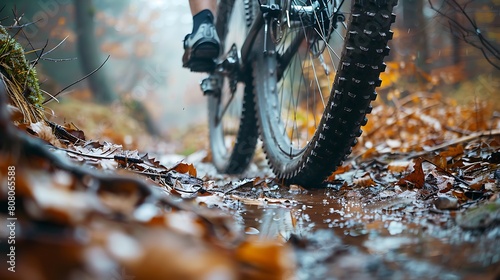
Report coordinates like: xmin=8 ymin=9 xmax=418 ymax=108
xmin=252 ymin=0 xmax=398 ymax=187
xmin=208 ymin=0 xmax=259 ymax=174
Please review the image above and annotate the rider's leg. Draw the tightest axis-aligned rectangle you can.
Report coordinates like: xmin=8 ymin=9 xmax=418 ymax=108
xmin=189 ymin=0 xmax=216 ymax=33
xmin=188 ymin=0 xmax=216 ymax=16
xmin=183 ymin=0 xmax=220 ymax=72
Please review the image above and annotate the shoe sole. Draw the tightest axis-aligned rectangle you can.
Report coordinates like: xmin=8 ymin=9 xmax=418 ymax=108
xmin=192 ymin=43 xmax=219 ymax=59
xmin=185 ymin=42 xmax=219 ymax=72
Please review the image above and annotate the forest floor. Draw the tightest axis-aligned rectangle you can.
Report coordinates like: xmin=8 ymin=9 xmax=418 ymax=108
xmin=1 ymin=77 xmax=500 ymax=280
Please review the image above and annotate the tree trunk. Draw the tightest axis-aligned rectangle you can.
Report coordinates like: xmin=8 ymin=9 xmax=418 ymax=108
xmin=74 ymin=0 xmax=118 ymax=104
xmin=450 ymin=10 xmax=461 ymax=65
xmin=403 ymin=0 xmax=429 ymax=70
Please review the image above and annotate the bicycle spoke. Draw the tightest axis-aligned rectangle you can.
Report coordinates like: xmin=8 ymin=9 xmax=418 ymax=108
xmin=253 ymin=0 xmax=397 ymax=186
xmin=272 ymin=0 xmax=349 ymax=151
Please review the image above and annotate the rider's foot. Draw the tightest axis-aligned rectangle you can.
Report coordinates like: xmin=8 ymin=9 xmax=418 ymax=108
xmin=182 ymin=10 xmax=220 ymax=73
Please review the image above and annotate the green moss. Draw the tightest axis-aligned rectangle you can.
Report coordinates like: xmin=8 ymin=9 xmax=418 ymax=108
xmin=0 ymin=25 xmax=44 ymax=108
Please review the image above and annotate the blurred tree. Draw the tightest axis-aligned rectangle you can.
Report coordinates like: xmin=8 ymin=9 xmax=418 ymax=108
xmin=74 ymin=0 xmax=118 ymax=104
xmin=73 ymin=0 xmax=159 ymax=135
xmin=0 ymin=0 xmax=82 ymax=85
xmin=402 ymin=0 xmax=429 ymax=70
xmin=429 ymin=0 xmax=500 ymax=70
xmin=96 ymin=0 xmax=131 ymax=15
xmin=1 ymin=1 xmax=160 ymax=135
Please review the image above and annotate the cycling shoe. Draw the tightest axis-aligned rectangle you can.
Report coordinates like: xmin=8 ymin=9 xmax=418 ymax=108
xmin=182 ymin=22 xmax=220 ymax=72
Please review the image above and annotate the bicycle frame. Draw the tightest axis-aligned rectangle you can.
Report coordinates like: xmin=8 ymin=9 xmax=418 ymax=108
xmin=202 ymin=0 xmax=340 ymax=94
xmin=205 ymin=0 xmax=397 ymax=185
xmin=201 ymin=0 xmax=343 ymax=125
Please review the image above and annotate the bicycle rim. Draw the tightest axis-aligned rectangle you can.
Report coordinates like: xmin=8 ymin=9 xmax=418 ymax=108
xmin=208 ymin=0 xmax=258 ymax=174
xmin=253 ymin=0 xmax=397 ymax=186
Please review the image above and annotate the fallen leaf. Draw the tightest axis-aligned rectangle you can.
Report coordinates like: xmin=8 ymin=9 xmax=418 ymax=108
xmin=327 ymin=164 xmax=352 ymax=181
xmin=353 ymin=173 xmax=376 ymax=187
xmin=397 ymin=158 xmax=425 ymax=188
xmin=439 ymin=144 xmax=464 ymax=158
xmin=388 ymin=160 xmax=411 ymax=173
xmin=28 ymin=121 xmax=64 ymax=148
xmin=235 ymin=237 xmax=294 ymax=280
xmin=171 ymin=162 xmax=197 ymax=177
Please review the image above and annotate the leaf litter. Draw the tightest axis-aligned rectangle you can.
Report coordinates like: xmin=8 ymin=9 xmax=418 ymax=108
xmin=1 ymin=92 xmax=500 ymax=279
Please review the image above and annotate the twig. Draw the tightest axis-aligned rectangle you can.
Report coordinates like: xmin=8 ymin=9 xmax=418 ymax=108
xmin=40 ymin=89 xmax=59 ymax=104
xmin=40 ymin=36 xmax=69 ymax=58
xmin=409 ymin=129 xmax=500 ymax=158
xmin=363 ymin=102 xmax=440 ymax=138
xmin=429 ymin=0 xmax=500 ymax=70
xmin=46 ymin=120 xmax=84 ymax=143
xmin=223 ymin=179 xmax=255 ymax=195
xmin=444 ymin=125 xmax=472 ymax=136
xmin=7 ymin=21 xmax=38 ymax=30
xmin=421 ymin=159 xmax=470 ymax=187
xmin=60 ymin=148 xmax=115 ymax=160
xmin=126 ymin=170 xmax=170 ymax=178
xmin=41 ymin=57 xmax=78 ymax=62
xmin=352 ymin=128 xmax=500 ymax=164
xmin=43 ymin=55 xmax=111 ymax=104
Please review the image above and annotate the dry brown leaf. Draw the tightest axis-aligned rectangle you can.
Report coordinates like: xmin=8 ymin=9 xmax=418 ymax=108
xmin=439 ymin=144 xmax=464 ymax=158
xmin=125 ymin=230 xmax=237 ymax=280
xmin=361 ymin=146 xmax=378 ymax=160
xmin=235 ymin=238 xmax=294 ymax=280
xmin=438 ymin=181 xmax=454 ymax=193
xmin=28 ymin=122 xmax=64 ymax=148
xmin=388 ymin=160 xmax=412 ymax=173
xmin=62 ymin=122 xmax=85 ymax=141
xmin=171 ymin=162 xmax=197 ymax=177
xmin=353 ymin=173 xmax=376 ymax=187
xmin=452 ymin=190 xmax=469 ymax=202
xmin=434 ymin=155 xmax=448 ymax=170
xmin=7 ymin=104 xmax=23 ymax=121
xmin=327 ymin=163 xmax=352 ymax=181
xmin=397 ymin=158 xmax=425 ymax=188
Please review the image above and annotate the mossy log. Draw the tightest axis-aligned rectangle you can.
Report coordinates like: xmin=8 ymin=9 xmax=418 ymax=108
xmin=0 ymin=25 xmax=44 ymax=123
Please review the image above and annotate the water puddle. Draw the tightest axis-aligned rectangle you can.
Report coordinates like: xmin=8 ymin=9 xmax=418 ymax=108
xmin=234 ymin=187 xmax=500 ymax=279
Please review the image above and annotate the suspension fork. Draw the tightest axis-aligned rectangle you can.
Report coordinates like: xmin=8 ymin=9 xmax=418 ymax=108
xmin=240 ymin=1 xmax=340 ymax=76
xmin=241 ymin=0 xmax=290 ymax=67
xmin=240 ymin=1 xmax=325 ymax=76
xmin=245 ymin=0 xmax=304 ymax=81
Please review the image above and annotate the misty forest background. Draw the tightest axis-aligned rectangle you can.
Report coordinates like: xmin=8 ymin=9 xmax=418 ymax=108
xmin=1 ymin=1 xmax=500 ymax=279
xmin=1 ymin=0 xmax=499 ymax=153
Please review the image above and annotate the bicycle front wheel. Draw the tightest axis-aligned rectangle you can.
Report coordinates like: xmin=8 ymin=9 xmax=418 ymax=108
xmin=253 ymin=0 xmax=397 ymax=187
xmin=208 ymin=0 xmax=258 ymax=174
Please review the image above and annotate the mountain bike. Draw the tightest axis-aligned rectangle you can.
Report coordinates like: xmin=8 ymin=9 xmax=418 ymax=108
xmin=203 ymin=0 xmax=397 ymax=187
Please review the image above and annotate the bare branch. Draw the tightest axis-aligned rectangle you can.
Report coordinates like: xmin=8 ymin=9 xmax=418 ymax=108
xmin=43 ymin=55 xmax=111 ymax=104
xmin=429 ymin=0 xmax=500 ymax=70
xmin=41 ymin=36 xmax=70 ymax=58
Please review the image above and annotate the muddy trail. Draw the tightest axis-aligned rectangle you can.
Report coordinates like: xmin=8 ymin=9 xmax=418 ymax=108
xmin=2 ymin=128 xmax=499 ymax=279
xmin=1 ymin=1 xmax=500 ymax=277
xmin=1 ymin=81 xmax=500 ymax=280
xmin=197 ymin=146 xmax=500 ymax=280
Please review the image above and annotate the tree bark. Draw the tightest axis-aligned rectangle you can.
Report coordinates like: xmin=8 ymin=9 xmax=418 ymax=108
xmin=74 ymin=0 xmax=118 ymax=104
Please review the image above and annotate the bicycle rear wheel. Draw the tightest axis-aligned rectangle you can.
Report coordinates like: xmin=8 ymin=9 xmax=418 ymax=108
xmin=253 ymin=0 xmax=397 ymax=187
xmin=208 ymin=0 xmax=258 ymax=174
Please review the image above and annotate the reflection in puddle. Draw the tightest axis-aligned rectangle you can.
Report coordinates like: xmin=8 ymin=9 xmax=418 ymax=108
xmin=364 ymin=235 xmax=413 ymax=254
xmin=236 ymin=188 xmax=499 ymax=279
